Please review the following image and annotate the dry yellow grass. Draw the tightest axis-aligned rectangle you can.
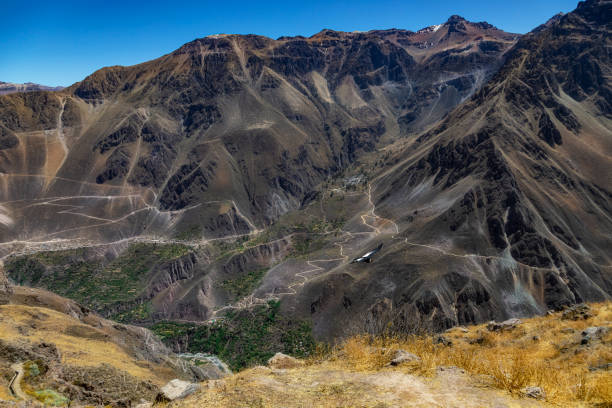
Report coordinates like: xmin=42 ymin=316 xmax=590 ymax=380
xmin=2 ymin=299 xmax=609 ymax=407
xmin=0 ymin=304 xmax=170 ymax=385
xmin=173 ymin=362 xmax=547 ymax=408
xmin=174 ymin=302 xmax=611 ymax=408
xmin=328 ymin=302 xmax=612 ymax=406
xmin=0 ymin=386 xmax=17 ymax=403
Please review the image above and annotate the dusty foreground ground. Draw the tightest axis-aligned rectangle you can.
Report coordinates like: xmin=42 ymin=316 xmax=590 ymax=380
xmin=0 ymin=295 xmax=609 ymax=406
xmin=174 ymin=302 xmax=612 ymax=408
xmin=174 ymin=363 xmax=548 ymax=408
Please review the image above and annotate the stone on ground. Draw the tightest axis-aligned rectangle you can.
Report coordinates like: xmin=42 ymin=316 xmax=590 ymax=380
xmin=267 ymin=352 xmax=304 ymax=369
xmin=487 ymin=318 xmax=521 ymax=331
xmin=561 ymin=304 xmax=592 ymax=320
xmin=156 ymin=379 xmax=201 ymax=401
xmin=388 ymin=349 xmax=421 ymax=366
xmin=521 ymin=386 xmax=546 ymax=400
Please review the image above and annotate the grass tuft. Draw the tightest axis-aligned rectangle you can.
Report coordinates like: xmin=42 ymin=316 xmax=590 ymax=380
xmin=327 ymin=302 xmax=612 ymax=405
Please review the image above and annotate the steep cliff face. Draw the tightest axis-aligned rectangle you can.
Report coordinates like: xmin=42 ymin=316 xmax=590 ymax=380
xmin=147 ymin=253 xmax=198 ymax=298
xmin=150 ymin=237 xmax=292 ymax=321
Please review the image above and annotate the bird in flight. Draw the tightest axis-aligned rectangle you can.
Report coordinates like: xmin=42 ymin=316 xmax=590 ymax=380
xmin=351 ymin=243 xmax=383 ymax=264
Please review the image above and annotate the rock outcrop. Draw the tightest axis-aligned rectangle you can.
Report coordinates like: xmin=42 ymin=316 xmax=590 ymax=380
xmin=388 ymin=349 xmax=421 ymax=366
xmin=156 ymin=379 xmax=200 ymax=401
xmin=487 ymin=318 xmax=522 ymax=332
xmin=0 ymin=263 xmax=12 ymax=305
xmin=267 ymin=352 xmax=304 ymax=369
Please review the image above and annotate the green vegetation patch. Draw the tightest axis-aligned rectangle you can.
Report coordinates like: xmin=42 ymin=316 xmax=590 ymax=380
xmin=5 ymin=243 xmax=192 ymax=314
xmin=294 ymin=218 xmax=345 ymax=234
xmin=289 ymin=235 xmax=326 ymax=258
xmin=173 ymin=224 xmax=204 ymax=240
xmin=30 ymin=389 xmax=69 ymax=406
xmin=219 ymin=268 xmax=268 ymax=299
xmin=112 ymin=301 xmax=153 ymax=323
xmin=211 ymin=228 xmax=284 ymax=261
xmin=23 ymin=360 xmax=44 ymax=379
xmin=151 ymin=300 xmax=315 ymax=371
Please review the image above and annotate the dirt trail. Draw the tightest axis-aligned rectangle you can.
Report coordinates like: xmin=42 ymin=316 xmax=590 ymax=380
xmin=208 ymin=183 xmax=396 ymax=318
xmin=174 ymin=364 xmax=548 ymax=407
xmin=9 ymin=363 xmax=27 ymax=401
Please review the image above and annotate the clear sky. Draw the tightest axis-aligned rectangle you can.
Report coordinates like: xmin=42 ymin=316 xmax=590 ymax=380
xmin=1 ymin=0 xmax=579 ymax=87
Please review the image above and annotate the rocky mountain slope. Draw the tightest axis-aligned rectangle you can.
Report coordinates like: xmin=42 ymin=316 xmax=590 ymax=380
xmin=284 ymin=0 xmax=612 ymax=338
xmin=0 ymin=15 xmax=517 ymax=246
xmin=0 ymin=0 xmax=610 ymax=349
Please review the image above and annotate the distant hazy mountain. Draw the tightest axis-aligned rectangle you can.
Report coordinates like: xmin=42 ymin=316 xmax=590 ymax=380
xmin=0 ymin=81 xmax=64 ymax=95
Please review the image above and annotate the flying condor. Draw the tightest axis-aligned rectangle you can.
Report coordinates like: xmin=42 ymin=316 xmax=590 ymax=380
xmin=351 ymin=243 xmax=383 ymax=264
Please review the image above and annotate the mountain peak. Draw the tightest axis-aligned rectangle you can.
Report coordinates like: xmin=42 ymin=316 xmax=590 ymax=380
xmin=446 ymin=15 xmax=467 ymax=24
xmin=443 ymin=15 xmax=497 ymax=31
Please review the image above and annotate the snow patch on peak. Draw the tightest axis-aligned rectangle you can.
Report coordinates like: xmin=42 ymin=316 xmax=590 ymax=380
xmin=417 ymin=24 xmax=443 ymax=34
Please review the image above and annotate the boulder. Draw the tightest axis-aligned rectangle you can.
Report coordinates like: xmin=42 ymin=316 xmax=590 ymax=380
xmin=177 ymin=353 xmax=232 ymax=381
xmin=388 ymin=350 xmax=421 ymax=366
xmin=156 ymin=379 xmax=200 ymax=402
xmin=267 ymin=352 xmax=304 ymax=369
xmin=581 ymin=326 xmax=610 ymax=344
xmin=589 ymin=362 xmax=612 ymax=372
xmin=520 ymin=386 xmax=546 ymax=400
xmin=487 ymin=318 xmax=521 ymax=332
xmin=437 ymin=365 xmax=465 ymax=374
xmin=435 ymin=336 xmax=452 ymax=346
xmin=561 ymin=304 xmax=592 ymax=320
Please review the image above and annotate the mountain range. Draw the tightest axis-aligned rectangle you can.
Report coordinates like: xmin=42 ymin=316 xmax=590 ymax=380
xmin=0 ymin=81 xmax=64 ymax=96
xmin=0 ymin=0 xmax=610 ymax=346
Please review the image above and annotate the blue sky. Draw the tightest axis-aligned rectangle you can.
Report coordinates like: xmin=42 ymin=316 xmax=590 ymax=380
xmin=1 ymin=0 xmax=578 ymax=87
